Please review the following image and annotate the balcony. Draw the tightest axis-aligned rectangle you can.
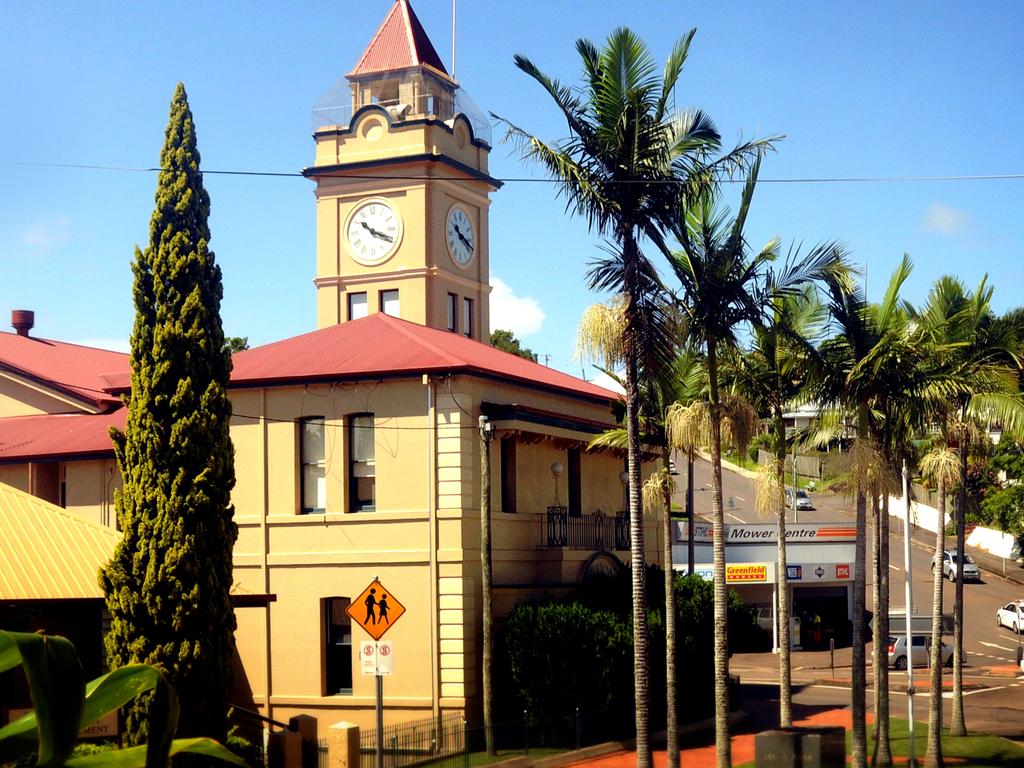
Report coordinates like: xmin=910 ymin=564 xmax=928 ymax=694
xmin=545 ymin=506 xmax=630 ymax=552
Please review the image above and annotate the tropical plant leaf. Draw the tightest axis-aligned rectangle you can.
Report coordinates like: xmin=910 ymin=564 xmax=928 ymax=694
xmin=143 ymin=671 xmax=179 ymax=768
xmin=0 ymin=630 xmax=84 ymax=768
xmin=65 ymin=738 xmax=245 ymax=768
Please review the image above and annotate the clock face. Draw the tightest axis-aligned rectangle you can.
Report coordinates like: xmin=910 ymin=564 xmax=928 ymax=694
xmin=346 ymin=199 xmax=402 ymax=265
xmin=446 ymin=206 xmax=475 ymax=267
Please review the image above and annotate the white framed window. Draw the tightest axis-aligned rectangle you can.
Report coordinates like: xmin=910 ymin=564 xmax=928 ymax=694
xmin=462 ymin=297 xmax=473 ymax=338
xmin=301 ymin=417 xmax=326 ymax=513
xmin=350 ymin=414 xmax=376 ymax=512
xmin=447 ymin=293 xmax=458 ymax=332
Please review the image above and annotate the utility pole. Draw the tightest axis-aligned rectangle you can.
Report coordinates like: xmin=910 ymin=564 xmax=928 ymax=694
xmin=479 ymin=415 xmax=495 ymax=754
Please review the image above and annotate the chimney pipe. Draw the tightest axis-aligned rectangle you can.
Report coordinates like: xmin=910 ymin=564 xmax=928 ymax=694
xmin=12 ymin=310 xmax=34 ymax=337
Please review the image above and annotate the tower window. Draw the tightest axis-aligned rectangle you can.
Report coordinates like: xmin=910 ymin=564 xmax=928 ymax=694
xmin=462 ymin=298 xmax=473 ymax=338
xmin=380 ymin=290 xmax=400 ymax=316
xmin=347 ymin=292 xmax=368 ymax=320
xmin=350 ymin=414 xmax=376 ymax=512
xmin=301 ymin=418 xmax=326 ymax=514
xmin=323 ymin=597 xmax=353 ymax=695
xmin=447 ymin=293 xmax=458 ymax=332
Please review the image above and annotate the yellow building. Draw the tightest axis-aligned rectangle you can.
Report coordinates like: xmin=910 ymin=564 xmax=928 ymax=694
xmin=0 ymin=0 xmax=661 ymax=734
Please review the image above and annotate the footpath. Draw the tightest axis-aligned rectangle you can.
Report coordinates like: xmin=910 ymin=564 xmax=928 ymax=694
xmin=563 ymin=709 xmax=859 ymax=768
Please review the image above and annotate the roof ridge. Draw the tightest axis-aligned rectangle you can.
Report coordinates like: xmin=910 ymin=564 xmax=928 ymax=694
xmin=379 ymin=314 xmax=466 ymax=367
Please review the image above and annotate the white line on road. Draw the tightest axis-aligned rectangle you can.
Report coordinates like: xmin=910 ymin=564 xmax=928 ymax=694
xmin=889 ymin=565 xmax=901 ymax=571
xmin=943 ymin=686 xmax=1006 ymax=698
xmin=980 ymin=641 xmax=1017 ymax=652
xmin=735 ymin=496 xmax=746 ymax=502
xmin=727 ymin=513 xmax=745 ymax=523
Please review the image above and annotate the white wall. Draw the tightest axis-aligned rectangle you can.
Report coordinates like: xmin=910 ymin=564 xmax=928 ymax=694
xmin=886 ymin=494 xmax=1016 ymax=558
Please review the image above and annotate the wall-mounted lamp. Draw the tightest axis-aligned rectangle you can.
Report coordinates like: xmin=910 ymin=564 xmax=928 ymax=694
xmin=550 ymin=461 xmax=563 ymax=506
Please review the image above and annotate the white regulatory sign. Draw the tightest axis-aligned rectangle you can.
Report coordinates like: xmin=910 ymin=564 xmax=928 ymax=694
xmin=360 ymin=640 xmax=377 ymax=676
xmin=377 ymin=640 xmax=393 ymax=676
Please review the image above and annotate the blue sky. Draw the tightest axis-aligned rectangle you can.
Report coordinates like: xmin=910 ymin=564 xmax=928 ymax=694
xmin=2 ymin=1 xmax=1022 ymax=375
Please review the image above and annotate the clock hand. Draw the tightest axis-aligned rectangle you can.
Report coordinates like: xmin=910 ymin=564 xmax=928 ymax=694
xmin=453 ymin=225 xmax=474 ymax=252
xmin=360 ymin=221 xmax=394 ymax=243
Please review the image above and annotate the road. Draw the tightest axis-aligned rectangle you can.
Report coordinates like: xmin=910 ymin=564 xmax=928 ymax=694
xmin=674 ymin=454 xmax=1024 ymax=737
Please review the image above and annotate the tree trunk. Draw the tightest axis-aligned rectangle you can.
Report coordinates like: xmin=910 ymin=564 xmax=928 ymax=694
xmin=876 ymin=490 xmax=892 ymax=766
xmin=663 ymin=446 xmax=679 ymax=768
xmin=851 ymin=414 xmax=869 ymax=768
xmin=773 ymin=405 xmax=791 ymax=727
xmin=925 ymin=473 xmax=945 ymax=768
xmin=950 ymin=426 xmax=968 ymax=736
xmin=625 ymin=350 xmax=650 ymax=768
xmin=479 ymin=417 xmax=495 ymax=755
xmin=687 ymin=452 xmax=695 ymax=573
xmin=708 ymin=340 xmax=732 ymax=768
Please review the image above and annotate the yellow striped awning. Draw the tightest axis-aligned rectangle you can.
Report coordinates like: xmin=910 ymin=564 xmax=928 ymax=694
xmin=0 ymin=481 xmax=118 ymax=600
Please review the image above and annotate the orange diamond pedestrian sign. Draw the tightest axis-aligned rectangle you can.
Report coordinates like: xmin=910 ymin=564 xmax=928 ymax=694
xmin=347 ymin=579 xmax=406 ymax=641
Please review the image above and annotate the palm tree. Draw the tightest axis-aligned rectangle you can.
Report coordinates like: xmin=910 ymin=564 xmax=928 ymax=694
xmin=809 ymin=255 xmax=913 ymax=768
xmin=729 ymin=282 xmax=828 ymax=727
xmin=497 ymin=29 xmax=769 ymax=765
xmin=919 ymin=445 xmax=959 ymax=768
xmin=580 ymin=304 xmax=703 ymax=768
xmin=667 ymin=161 xmax=845 ymax=767
xmin=910 ymin=276 xmax=1024 ymax=737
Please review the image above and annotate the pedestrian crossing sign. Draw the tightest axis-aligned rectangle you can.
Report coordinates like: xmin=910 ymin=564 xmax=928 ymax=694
xmin=347 ymin=579 xmax=406 ymax=641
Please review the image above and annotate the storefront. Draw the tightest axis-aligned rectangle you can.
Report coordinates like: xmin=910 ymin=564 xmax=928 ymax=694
xmin=674 ymin=522 xmax=857 ymax=649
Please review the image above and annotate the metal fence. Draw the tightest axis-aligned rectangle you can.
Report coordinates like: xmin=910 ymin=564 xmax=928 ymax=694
xmin=546 ymin=506 xmax=630 ymax=551
xmin=358 ymin=712 xmax=464 ymax=768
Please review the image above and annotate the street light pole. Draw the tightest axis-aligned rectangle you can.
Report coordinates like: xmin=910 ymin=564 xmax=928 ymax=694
xmin=901 ymin=460 xmax=916 ymax=768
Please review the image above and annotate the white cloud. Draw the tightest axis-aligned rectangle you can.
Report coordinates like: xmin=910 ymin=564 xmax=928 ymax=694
xmin=921 ymin=203 xmax=969 ymax=236
xmin=489 ymin=277 xmax=545 ymax=337
xmin=73 ymin=338 xmax=131 ymax=353
xmin=590 ymin=370 xmax=626 ymax=395
xmin=21 ymin=216 xmax=72 ymax=255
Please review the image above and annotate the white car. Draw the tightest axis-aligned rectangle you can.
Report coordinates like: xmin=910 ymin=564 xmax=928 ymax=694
xmin=996 ymin=600 xmax=1024 ymax=633
xmin=785 ymin=488 xmax=814 ymax=511
xmin=887 ymin=635 xmax=953 ymax=670
xmin=931 ymin=549 xmax=982 ymax=582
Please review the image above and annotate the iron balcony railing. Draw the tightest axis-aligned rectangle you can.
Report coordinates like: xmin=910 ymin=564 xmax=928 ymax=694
xmin=545 ymin=506 xmax=630 ymax=551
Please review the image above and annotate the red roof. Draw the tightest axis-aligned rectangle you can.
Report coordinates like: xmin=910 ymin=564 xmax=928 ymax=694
xmin=348 ymin=0 xmax=452 ymax=81
xmin=0 ymin=331 xmax=128 ymax=411
xmin=0 ymin=410 xmax=125 ymax=462
xmin=232 ymin=313 xmax=619 ymax=403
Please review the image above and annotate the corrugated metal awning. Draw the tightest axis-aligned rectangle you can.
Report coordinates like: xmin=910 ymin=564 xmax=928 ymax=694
xmin=0 ymin=481 xmax=118 ymax=600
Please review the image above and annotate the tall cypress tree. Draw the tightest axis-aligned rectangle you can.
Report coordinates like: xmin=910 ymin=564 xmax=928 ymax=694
xmin=100 ymin=83 xmax=237 ymax=744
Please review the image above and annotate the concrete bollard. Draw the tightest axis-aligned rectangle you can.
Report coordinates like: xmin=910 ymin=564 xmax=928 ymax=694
xmin=755 ymin=727 xmax=845 ymax=768
xmin=328 ymin=721 xmax=361 ymax=768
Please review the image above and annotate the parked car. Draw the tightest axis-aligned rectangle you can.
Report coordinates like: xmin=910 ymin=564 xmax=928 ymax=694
xmin=887 ymin=635 xmax=954 ymax=670
xmin=996 ymin=600 xmax=1024 ymax=633
xmin=785 ymin=488 xmax=814 ymax=511
xmin=931 ymin=549 xmax=982 ymax=582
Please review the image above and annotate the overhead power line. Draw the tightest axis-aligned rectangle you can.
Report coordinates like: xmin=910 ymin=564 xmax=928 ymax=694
xmin=3 ymin=160 xmax=1023 ymax=185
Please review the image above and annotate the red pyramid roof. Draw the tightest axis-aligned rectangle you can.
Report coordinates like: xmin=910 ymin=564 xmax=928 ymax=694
xmin=231 ymin=313 xmax=618 ymax=403
xmin=349 ymin=0 xmax=452 ymax=81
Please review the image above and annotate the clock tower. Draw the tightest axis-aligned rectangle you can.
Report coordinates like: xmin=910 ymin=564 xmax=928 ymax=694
xmin=304 ymin=0 xmax=501 ymax=341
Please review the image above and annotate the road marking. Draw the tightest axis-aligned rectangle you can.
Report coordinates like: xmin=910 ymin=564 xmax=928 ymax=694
xmin=735 ymin=495 xmax=746 ymax=502
xmin=889 ymin=565 xmax=901 ymax=571
xmin=727 ymin=513 xmax=745 ymax=523
xmin=943 ymin=686 xmax=1006 ymax=698
xmin=980 ymin=641 xmax=1016 ymax=653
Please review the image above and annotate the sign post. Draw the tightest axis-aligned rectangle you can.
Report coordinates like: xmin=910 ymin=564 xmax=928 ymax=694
xmin=348 ymin=578 xmax=406 ymax=768
xmin=901 ymin=462 xmax=916 ymax=768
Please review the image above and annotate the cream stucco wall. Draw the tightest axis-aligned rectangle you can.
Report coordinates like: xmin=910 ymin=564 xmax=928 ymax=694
xmin=3 ymin=371 xmax=660 ymax=733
